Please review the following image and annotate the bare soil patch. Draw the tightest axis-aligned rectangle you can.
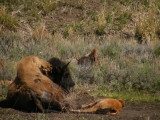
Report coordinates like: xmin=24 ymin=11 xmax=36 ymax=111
xmin=0 ymin=93 xmax=160 ymax=120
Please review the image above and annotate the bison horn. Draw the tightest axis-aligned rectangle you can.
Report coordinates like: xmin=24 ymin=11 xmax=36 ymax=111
xmin=62 ymin=61 xmax=71 ymax=70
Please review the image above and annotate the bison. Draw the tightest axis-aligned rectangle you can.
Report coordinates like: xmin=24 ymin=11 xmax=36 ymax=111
xmin=6 ymin=56 xmax=75 ymax=112
xmin=78 ymin=49 xmax=100 ymax=66
xmin=71 ymin=98 xmax=125 ymax=115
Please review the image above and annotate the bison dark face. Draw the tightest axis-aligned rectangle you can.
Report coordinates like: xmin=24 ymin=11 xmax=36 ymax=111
xmin=48 ymin=57 xmax=75 ymax=93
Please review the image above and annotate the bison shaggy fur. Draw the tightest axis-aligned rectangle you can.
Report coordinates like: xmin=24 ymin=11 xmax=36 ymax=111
xmin=6 ymin=56 xmax=74 ymax=112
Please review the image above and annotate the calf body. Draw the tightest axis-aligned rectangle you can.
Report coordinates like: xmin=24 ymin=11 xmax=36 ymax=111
xmin=71 ymin=98 xmax=125 ymax=115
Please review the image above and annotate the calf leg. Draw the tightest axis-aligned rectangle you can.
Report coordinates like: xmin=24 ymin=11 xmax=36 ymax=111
xmin=71 ymin=103 xmax=99 ymax=113
xmin=81 ymin=101 xmax=99 ymax=109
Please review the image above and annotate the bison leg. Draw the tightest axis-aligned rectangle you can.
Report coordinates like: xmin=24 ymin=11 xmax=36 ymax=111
xmin=31 ymin=91 xmax=44 ymax=113
xmin=44 ymin=102 xmax=67 ymax=113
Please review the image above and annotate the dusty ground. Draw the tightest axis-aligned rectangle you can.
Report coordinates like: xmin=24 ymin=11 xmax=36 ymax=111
xmin=0 ymin=93 xmax=160 ymax=120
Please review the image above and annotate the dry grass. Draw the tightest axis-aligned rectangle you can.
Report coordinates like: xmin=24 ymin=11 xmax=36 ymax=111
xmin=96 ymin=8 xmax=106 ymax=35
xmin=32 ymin=24 xmax=52 ymax=41
xmin=135 ymin=9 xmax=160 ymax=44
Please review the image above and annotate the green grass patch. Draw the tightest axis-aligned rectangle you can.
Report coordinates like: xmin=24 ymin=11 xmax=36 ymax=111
xmin=0 ymin=85 xmax=9 ymax=101
xmin=92 ymin=88 xmax=160 ymax=102
xmin=0 ymin=6 xmax=19 ymax=30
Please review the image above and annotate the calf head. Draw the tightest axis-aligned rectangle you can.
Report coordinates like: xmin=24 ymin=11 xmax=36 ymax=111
xmin=48 ymin=57 xmax=75 ymax=93
xmin=118 ymin=99 xmax=125 ymax=107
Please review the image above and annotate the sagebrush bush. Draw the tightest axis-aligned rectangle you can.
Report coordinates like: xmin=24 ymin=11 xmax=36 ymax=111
xmin=0 ymin=29 xmax=159 ymax=94
xmin=71 ymin=59 xmax=160 ymax=92
xmin=100 ymin=41 xmax=121 ymax=58
xmin=154 ymin=45 xmax=160 ymax=57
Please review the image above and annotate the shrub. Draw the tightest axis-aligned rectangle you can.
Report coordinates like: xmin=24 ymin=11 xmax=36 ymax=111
xmin=95 ymin=9 xmax=106 ymax=35
xmin=32 ymin=25 xmax=52 ymax=42
xmin=116 ymin=11 xmax=132 ymax=30
xmin=100 ymin=41 xmax=121 ymax=58
xmin=38 ymin=0 xmax=57 ymax=15
xmin=154 ymin=46 xmax=160 ymax=57
xmin=135 ymin=9 xmax=160 ymax=43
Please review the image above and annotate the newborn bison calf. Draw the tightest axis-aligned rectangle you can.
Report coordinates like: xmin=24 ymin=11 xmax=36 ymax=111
xmin=71 ymin=98 xmax=125 ymax=115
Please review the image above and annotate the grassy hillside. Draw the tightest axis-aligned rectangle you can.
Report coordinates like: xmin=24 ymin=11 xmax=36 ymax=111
xmin=0 ymin=0 xmax=160 ymax=101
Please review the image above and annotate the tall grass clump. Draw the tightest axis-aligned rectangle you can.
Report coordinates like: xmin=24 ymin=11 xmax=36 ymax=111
xmin=0 ymin=6 xmax=19 ymax=30
xmin=116 ymin=10 xmax=132 ymax=30
xmin=135 ymin=8 xmax=160 ymax=44
xmin=63 ymin=22 xmax=84 ymax=38
xmin=64 ymin=26 xmax=74 ymax=38
xmin=32 ymin=24 xmax=52 ymax=42
xmin=38 ymin=0 xmax=57 ymax=15
xmin=95 ymin=9 xmax=106 ymax=35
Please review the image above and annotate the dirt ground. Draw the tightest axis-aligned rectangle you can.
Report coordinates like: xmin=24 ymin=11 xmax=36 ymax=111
xmin=0 ymin=93 xmax=160 ymax=120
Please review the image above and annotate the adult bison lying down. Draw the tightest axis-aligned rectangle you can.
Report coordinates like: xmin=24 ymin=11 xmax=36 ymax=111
xmin=6 ymin=56 xmax=75 ymax=112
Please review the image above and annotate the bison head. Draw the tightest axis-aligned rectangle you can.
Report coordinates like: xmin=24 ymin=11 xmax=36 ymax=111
xmin=47 ymin=57 xmax=75 ymax=93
